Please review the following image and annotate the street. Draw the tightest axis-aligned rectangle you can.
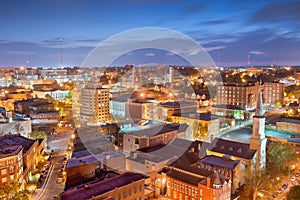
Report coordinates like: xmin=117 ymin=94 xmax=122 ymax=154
xmin=29 ymin=126 xmax=74 ymax=200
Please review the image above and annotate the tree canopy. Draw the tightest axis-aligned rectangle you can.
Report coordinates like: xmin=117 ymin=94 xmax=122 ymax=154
xmin=0 ymin=182 xmax=29 ymax=200
xmin=267 ymin=141 xmax=298 ymax=172
xmin=286 ymin=185 xmax=300 ymax=200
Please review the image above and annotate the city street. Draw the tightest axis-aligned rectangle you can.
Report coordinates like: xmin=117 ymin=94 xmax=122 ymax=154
xmin=29 ymin=126 xmax=74 ymax=200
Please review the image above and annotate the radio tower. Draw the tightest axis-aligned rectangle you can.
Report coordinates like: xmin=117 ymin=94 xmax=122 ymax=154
xmin=217 ymin=54 xmax=221 ymax=66
xmin=60 ymin=38 xmax=63 ymax=67
xmin=248 ymin=54 xmax=251 ymax=66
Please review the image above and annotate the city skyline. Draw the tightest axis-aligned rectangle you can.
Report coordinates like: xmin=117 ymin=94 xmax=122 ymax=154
xmin=1 ymin=0 xmax=300 ymax=67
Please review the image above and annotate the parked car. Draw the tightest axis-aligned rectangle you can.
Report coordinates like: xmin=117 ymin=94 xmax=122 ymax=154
xmin=291 ymin=176 xmax=296 ymax=182
xmin=272 ymin=192 xmax=278 ymax=198
xmin=278 ymin=187 xmax=284 ymax=194
xmin=282 ymin=183 xmax=288 ymax=189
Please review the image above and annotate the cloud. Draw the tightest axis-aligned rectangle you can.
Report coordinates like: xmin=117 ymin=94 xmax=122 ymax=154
xmin=7 ymin=50 xmax=35 ymax=56
xmin=252 ymin=1 xmax=300 ymax=23
xmin=201 ymin=19 xmax=233 ymax=25
xmin=205 ymin=46 xmax=226 ymax=52
xmin=145 ymin=53 xmax=155 ymax=56
xmin=249 ymin=50 xmax=265 ymax=55
xmin=185 ymin=4 xmax=205 ymax=13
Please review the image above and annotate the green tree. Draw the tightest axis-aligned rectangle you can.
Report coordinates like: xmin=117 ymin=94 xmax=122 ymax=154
xmin=0 ymin=182 xmax=29 ymax=200
xmin=267 ymin=141 xmax=298 ymax=172
xmin=28 ymin=131 xmax=46 ymax=139
xmin=286 ymin=185 xmax=300 ymax=200
xmin=66 ymin=91 xmax=72 ymax=99
xmin=238 ymin=164 xmax=272 ymax=200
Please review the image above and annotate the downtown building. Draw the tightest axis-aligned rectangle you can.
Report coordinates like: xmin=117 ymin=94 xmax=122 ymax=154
xmin=166 ymin=163 xmax=231 ymax=200
xmin=80 ymin=81 xmax=111 ymax=124
xmin=263 ymin=81 xmax=285 ymax=105
xmin=0 ymin=145 xmax=23 ymax=188
xmin=215 ymin=82 xmax=259 ymax=111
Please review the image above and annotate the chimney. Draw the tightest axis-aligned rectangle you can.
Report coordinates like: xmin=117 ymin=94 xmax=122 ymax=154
xmin=206 ymin=177 xmax=211 ymax=187
xmin=198 ymin=143 xmax=201 ymax=151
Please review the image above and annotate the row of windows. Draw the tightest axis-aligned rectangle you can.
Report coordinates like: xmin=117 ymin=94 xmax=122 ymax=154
xmin=171 ymin=180 xmax=199 ymax=197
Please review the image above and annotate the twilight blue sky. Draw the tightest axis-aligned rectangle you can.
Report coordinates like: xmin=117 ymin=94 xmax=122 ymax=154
xmin=1 ymin=0 xmax=300 ymax=67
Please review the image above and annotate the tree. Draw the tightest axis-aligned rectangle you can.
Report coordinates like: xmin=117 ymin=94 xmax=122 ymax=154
xmin=28 ymin=131 xmax=46 ymax=139
xmin=0 ymin=182 xmax=29 ymax=200
xmin=267 ymin=141 xmax=298 ymax=172
xmin=238 ymin=164 xmax=272 ymax=200
xmin=286 ymin=185 xmax=300 ymax=200
xmin=66 ymin=91 xmax=72 ymax=99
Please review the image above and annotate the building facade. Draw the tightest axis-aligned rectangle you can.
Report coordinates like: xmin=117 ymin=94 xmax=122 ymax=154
xmin=0 ymin=145 xmax=23 ymax=188
xmin=80 ymin=81 xmax=111 ymax=124
xmin=263 ymin=82 xmax=285 ymax=105
xmin=216 ymin=82 xmax=259 ymax=110
xmin=166 ymin=164 xmax=231 ymax=200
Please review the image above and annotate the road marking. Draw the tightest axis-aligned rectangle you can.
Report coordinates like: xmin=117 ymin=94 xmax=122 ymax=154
xmin=34 ymin=164 xmax=55 ymax=200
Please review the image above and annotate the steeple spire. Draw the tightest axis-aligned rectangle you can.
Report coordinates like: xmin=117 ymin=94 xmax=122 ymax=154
xmin=255 ymin=81 xmax=264 ymax=116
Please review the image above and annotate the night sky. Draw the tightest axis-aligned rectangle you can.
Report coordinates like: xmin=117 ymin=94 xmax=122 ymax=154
xmin=1 ymin=0 xmax=300 ymax=67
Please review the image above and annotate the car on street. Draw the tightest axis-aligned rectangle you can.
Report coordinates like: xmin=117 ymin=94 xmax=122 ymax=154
xmin=291 ymin=176 xmax=296 ymax=182
xmin=278 ymin=188 xmax=284 ymax=194
xmin=272 ymin=192 xmax=278 ymax=198
xmin=296 ymin=172 xmax=300 ymax=177
xmin=56 ymin=177 xmax=62 ymax=184
xmin=282 ymin=183 xmax=288 ymax=189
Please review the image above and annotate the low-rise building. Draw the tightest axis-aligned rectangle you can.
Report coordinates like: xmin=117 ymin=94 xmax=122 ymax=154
xmin=66 ymin=152 xmax=125 ymax=187
xmin=166 ymin=163 xmax=231 ymax=200
xmin=0 ymin=98 xmax=14 ymax=111
xmin=171 ymin=113 xmax=220 ymax=142
xmin=0 ymin=145 xmax=23 ymax=188
xmin=33 ymin=89 xmax=69 ymax=100
xmin=0 ymin=134 xmax=44 ymax=182
xmin=61 ymin=172 xmax=145 ymax=200
xmin=0 ymin=120 xmax=32 ymax=137
xmin=14 ymin=98 xmax=50 ymax=115
xmin=198 ymin=155 xmax=241 ymax=193
xmin=212 ymin=104 xmax=246 ymax=120
xmin=119 ymin=121 xmax=192 ymax=153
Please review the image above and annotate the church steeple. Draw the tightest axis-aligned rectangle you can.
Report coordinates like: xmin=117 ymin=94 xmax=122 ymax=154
xmin=255 ymin=81 xmax=264 ymax=117
xmin=249 ymin=80 xmax=267 ymax=172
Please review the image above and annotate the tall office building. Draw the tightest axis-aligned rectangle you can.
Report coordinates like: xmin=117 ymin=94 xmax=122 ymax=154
xmin=80 ymin=81 xmax=111 ymax=124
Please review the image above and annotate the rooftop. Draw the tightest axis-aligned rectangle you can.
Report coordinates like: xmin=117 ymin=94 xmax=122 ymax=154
xmin=212 ymin=104 xmax=244 ymax=110
xmin=200 ymin=155 xmax=240 ymax=170
xmin=210 ymin=138 xmax=256 ymax=160
xmin=172 ymin=113 xmax=219 ymax=121
xmin=61 ymin=172 xmax=144 ymax=200
xmin=111 ymin=93 xmax=132 ymax=102
xmin=158 ymin=101 xmax=197 ymax=108
xmin=0 ymin=134 xmax=36 ymax=153
xmin=0 ymin=145 xmax=22 ymax=159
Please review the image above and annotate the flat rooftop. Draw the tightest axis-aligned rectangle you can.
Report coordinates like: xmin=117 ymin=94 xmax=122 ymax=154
xmin=0 ymin=145 xmax=22 ymax=159
xmin=120 ymin=122 xmax=188 ymax=137
xmin=173 ymin=113 xmax=219 ymax=121
xmin=61 ymin=172 xmax=144 ymax=200
xmin=0 ymin=134 xmax=36 ymax=153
